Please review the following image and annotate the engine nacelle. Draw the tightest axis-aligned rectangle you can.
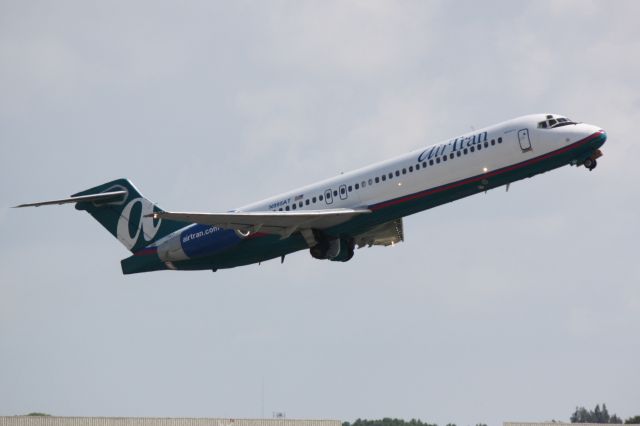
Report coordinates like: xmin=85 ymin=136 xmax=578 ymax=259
xmin=157 ymin=224 xmax=242 ymax=261
xmin=309 ymin=234 xmax=355 ymax=262
xmin=328 ymin=238 xmax=355 ymax=262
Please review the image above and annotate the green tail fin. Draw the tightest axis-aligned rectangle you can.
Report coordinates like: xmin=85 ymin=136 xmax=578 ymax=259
xmin=73 ymin=179 xmax=184 ymax=253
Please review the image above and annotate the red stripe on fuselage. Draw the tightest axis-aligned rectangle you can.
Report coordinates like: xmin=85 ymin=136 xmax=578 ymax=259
xmin=246 ymin=231 xmax=269 ymax=239
xmin=370 ymin=130 xmax=604 ymax=211
xmin=134 ymin=247 xmax=158 ymax=256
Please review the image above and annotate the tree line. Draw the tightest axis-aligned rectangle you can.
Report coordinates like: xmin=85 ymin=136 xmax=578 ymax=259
xmin=342 ymin=406 xmax=640 ymax=426
xmin=570 ymin=404 xmax=639 ymax=424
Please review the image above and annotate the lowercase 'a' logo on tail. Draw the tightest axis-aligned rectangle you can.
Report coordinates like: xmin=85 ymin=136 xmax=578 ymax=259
xmin=116 ymin=198 xmax=162 ymax=250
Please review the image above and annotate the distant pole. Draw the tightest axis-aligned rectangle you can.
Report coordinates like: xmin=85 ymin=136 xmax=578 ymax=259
xmin=261 ymin=377 xmax=264 ymax=418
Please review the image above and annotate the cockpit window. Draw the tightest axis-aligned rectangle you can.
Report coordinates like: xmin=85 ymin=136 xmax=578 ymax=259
xmin=538 ymin=114 xmax=577 ymax=129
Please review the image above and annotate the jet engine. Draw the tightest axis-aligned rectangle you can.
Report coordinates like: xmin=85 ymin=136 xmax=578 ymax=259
xmin=309 ymin=232 xmax=355 ymax=262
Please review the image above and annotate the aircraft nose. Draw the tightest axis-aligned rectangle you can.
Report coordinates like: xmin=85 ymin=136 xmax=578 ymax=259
xmin=599 ymin=129 xmax=607 ymax=143
xmin=592 ymin=127 xmax=607 ymax=144
xmin=583 ymin=124 xmax=606 ymax=144
xmin=587 ymin=127 xmax=607 ymax=149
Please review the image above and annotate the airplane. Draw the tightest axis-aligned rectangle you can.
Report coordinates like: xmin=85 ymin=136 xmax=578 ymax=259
xmin=14 ymin=113 xmax=606 ymax=274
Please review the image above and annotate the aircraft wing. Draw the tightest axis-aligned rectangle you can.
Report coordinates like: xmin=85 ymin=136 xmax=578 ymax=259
xmin=149 ymin=208 xmax=371 ymax=238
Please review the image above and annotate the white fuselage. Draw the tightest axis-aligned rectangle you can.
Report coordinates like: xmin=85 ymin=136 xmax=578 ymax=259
xmin=241 ymin=114 xmax=604 ymax=214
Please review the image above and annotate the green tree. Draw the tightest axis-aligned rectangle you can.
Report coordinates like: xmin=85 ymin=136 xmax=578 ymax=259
xmin=571 ymin=404 xmax=622 ymax=423
xmin=572 ymin=407 xmax=590 ymax=423
xmin=26 ymin=413 xmax=51 ymax=417
xmin=346 ymin=419 xmax=439 ymax=426
xmin=625 ymin=416 xmax=640 ymax=424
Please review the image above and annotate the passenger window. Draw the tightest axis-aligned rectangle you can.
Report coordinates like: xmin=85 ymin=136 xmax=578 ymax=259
xmin=369 ymin=178 xmax=373 ymax=185
xmin=355 ymin=183 xmax=359 ymax=190
xmin=319 ymin=194 xmax=323 ymax=201
xmin=484 ymin=142 xmax=488 ymax=148
xmin=340 ymin=187 xmax=345 ymax=195
xmin=305 ymin=199 xmax=310 ymax=206
xmin=491 ymin=140 xmax=495 ymax=146
xmin=395 ymin=170 xmax=400 ymax=177
xmin=416 ymin=164 xmax=420 ymax=170
xmin=333 ymin=190 xmax=338 ymax=197
xmin=456 ymin=151 xmax=461 ymax=157
xmin=470 ymin=147 xmax=475 ymax=152
xmin=388 ymin=173 xmax=393 ymax=179
xmin=312 ymin=197 xmax=317 ymax=203
xmin=374 ymin=177 xmax=379 ymax=183
xmin=429 ymin=159 xmax=434 ymax=165
xmin=498 ymin=137 xmax=503 ymax=143
xmin=463 ymin=148 xmax=468 ymax=154
xmin=436 ymin=158 xmax=441 ymax=163
xmin=382 ymin=175 xmax=386 ymax=181
xmin=409 ymin=166 xmax=413 ymax=172
xmin=285 ymin=206 xmax=290 ymax=211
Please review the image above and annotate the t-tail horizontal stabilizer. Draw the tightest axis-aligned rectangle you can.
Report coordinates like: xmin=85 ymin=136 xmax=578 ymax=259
xmin=13 ymin=190 xmax=127 ymax=208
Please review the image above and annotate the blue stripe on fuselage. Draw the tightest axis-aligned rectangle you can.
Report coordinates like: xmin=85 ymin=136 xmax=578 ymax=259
xmin=179 ymin=224 xmax=242 ymax=259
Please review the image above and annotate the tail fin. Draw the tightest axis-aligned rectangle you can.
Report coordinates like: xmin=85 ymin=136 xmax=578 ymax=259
xmin=73 ymin=179 xmax=185 ymax=253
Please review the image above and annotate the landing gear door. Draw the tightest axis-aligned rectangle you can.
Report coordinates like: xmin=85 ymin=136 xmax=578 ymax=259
xmin=518 ymin=128 xmax=532 ymax=152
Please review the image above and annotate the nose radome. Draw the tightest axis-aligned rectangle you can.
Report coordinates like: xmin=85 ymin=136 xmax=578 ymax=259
xmin=598 ymin=130 xmax=607 ymax=149
xmin=586 ymin=126 xmax=607 ymax=148
xmin=582 ymin=123 xmax=606 ymax=140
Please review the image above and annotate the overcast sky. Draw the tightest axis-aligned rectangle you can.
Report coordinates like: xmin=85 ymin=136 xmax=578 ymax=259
xmin=1 ymin=1 xmax=639 ymax=425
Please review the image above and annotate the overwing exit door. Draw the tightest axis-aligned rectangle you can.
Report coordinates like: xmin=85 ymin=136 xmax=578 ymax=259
xmin=339 ymin=184 xmax=348 ymax=200
xmin=324 ymin=189 xmax=333 ymax=204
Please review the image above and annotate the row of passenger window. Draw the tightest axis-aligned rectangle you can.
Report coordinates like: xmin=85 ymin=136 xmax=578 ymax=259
xmin=274 ymin=137 xmax=503 ymax=211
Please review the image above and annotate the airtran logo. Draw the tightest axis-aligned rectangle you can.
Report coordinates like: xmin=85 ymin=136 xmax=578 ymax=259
xmin=116 ymin=197 xmax=162 ymax=250
xmin=418 ymin=131 xmax=488 ymax=162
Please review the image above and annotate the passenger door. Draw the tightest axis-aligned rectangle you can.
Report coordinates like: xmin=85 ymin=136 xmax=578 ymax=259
xmin=518 ymin=128 xmax=532 ymax=151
